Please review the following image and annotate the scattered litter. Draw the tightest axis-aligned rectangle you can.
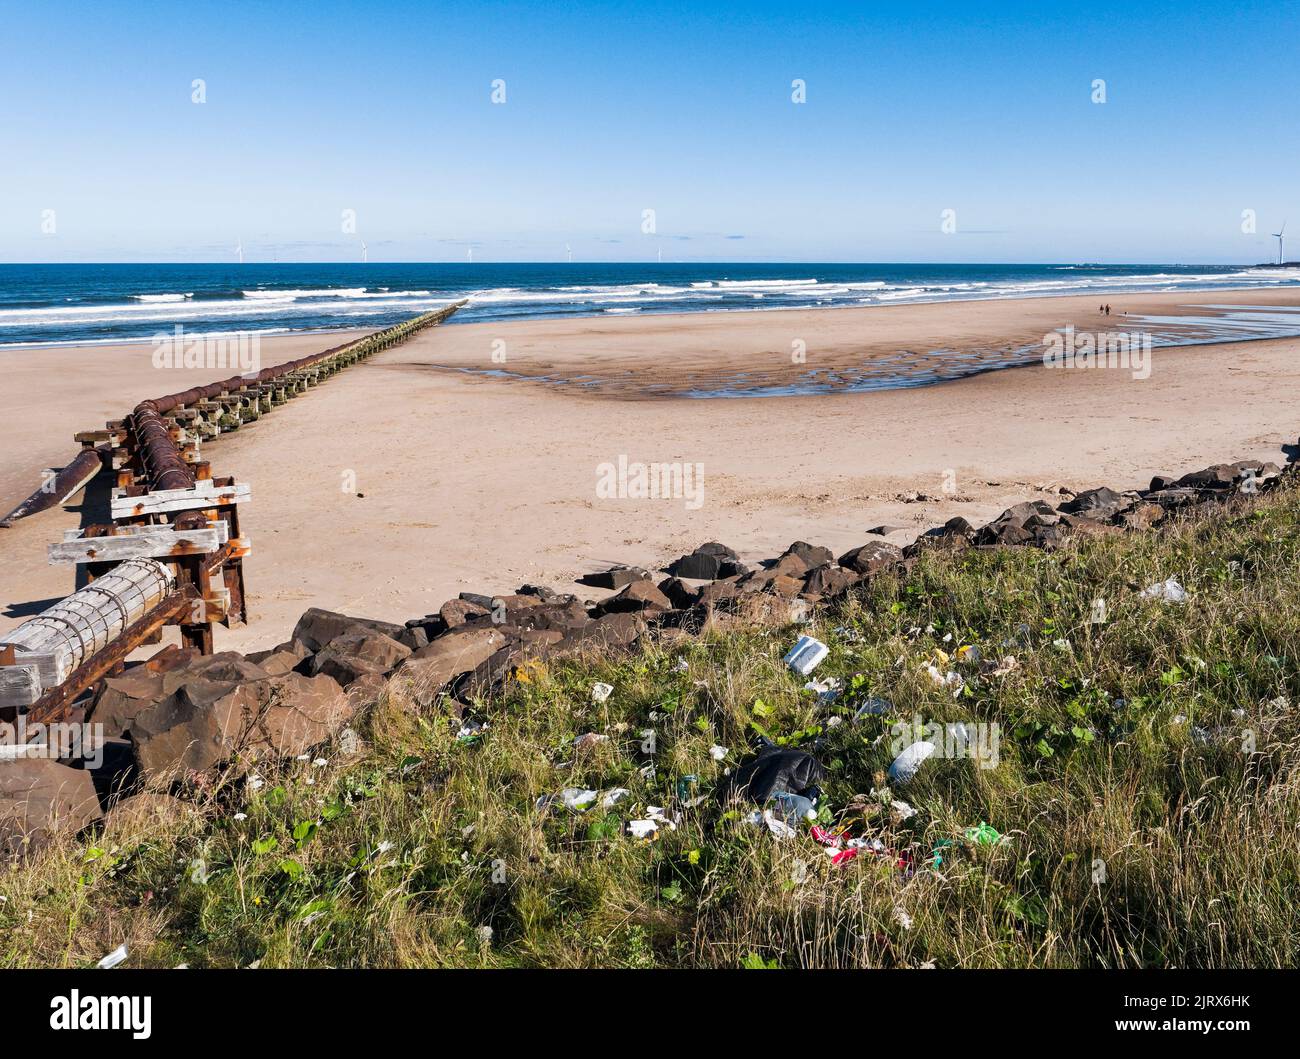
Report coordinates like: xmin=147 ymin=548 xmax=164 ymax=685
xmin=888 ymin=741 xmax=936 ymax=785
xmin=97 ymin=944 xmax=129 ymax=970
xmin=1140 ymin=577 xmax=1188 ymax=603
xmin=990 ymin=656 xmax=1019 ymax=677
xmin=923 ymin=663 xmax=964 ymax=692
xmin=963 ymin=822 xmax=1002 ymax=845
xmin=672 ymin=658 xmax=690 ymax=673
xmin=475 ymin=925 xmax=494 ymax=946
xmin=456 ymin=719 xmax=487 ymax=744
xmin=956 ymin=644 xmax=980 ymax=664
xmin=769 ymin=790 xmax=817 ymax=826
xmin=601 ymin=788 xmax=630 ymax=808
xmin=725 ymin=744 xmax=825 ymax=807
xmin=629 ymin=805 xmax=679 ymax=838
xmin=312 ymin=758 xmax=328 ymax=768
xmin=745 ymin=809 xmax=797 ymax=838
xmin=536 ymin=787 xmax=598 ymax=812
xmin=591 ymin=682 xmax=614 ymax=703
xmin=804 ymin=677 xmax=842 ymax=703
xmin=338 ymin=727 xmax=360 ymax=756
xmin=834 ymin=625 xmax=862 ymax=643
xmin=573 ymin=732 xmax=609 ymax=753
xmin=784 ymin=635 xmax=830 ymax=676
xmin=247 ymin=775 xmax=265 ymax=792
xmin=890 ymin=799 xmax=917 ymax=823
xmin=709 ymin=744 xmax=729 ymax=761
xmin=854 ymin=696 xmax=894 ymax=721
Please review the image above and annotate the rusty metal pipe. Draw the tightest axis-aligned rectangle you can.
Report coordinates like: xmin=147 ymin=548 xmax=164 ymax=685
xmin=0 ymin=446 xmax=109 ymax=528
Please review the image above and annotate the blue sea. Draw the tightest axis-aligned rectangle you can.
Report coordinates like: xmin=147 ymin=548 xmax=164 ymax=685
xmin=1 ymin=262 xmax=1299 ymax=349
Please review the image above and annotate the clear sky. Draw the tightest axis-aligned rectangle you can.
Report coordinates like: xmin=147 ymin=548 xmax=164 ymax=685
xmin=2 ymin=0 xmax=1297 ymax=264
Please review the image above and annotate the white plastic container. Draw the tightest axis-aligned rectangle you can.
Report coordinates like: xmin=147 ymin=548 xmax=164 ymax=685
xmin=784 ymin=635 xmax=829 ymax=676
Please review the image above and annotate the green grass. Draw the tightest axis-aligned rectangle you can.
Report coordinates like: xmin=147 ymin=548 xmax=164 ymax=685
xmin=4 ymin=482 xmax=1300 ymax=968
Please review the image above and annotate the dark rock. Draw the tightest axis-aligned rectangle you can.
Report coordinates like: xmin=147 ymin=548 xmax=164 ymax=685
xmin=668 ymin=551 xmax=723 ymax=580
xmin=400 ymin=627 xmax=511 ymax=706
xmin=516 ymin=583 xmax=558 ymax=600
xmin=309 ymin=630 xmax=411 ymax=688
xmin=0 ymin=760 xmax=103 ymax=857
xmin=781 ymin=541 xmax=834 ymax=567
xmin=693 ymin=542 xmax=739 ymax=559
xmin=578 ymin=566 xmax=651 ymax=590
xmin=768 ymin=552 xmax=813 ymax=578
xmin=1148 ymin=475 xmax=1177 ymax=492
xmin=292 ymin=608 xmax=404 ymax=653
xmin=804 ymin=564 xmax=858 ymax=597
xmin=718 ymin=558 xmax=752 ymax=579
xmin=594 ymin=579 xmax=672 ymax=615
xmin=440 ymin=597 xmax=490 ymax=629
xmin=865 ymin=524 xmax=908 ymax=536
xmin=128 ymin=671 xmax=353 ymax=777
xmin=398 ymin=625 xmax=430 ymax=651
xmin=1059 ymin=486 xmax=1127 ymax=520
xmin=657 ymin=577 xmax=701 ymax=609
xmin=837 ymin=540 xmax=904 ymax=575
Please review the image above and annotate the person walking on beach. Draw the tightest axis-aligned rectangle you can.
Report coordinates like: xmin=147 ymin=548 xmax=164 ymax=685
xmin=1104 ymin=304 xmax=1111 ymax=316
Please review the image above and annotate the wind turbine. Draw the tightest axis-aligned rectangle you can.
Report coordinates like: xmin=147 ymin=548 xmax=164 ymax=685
xmin=361 ymin=240 xmax=368 ymax=263
xmin=565 ymin=242 xmax=572 ymax=263
xmin=235 ymin=238 xmax=244 ymax=264
xmin=1273 ymin=221 xmax=1287 ymax=265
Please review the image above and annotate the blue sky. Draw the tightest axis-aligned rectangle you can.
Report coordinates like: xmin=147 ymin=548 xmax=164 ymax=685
xmin=1 ymin=0 xmax=1296 ymax=263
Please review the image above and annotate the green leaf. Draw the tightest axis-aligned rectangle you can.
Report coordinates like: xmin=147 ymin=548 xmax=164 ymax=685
xmin=252 ymin=835 xmax=279 ymax=856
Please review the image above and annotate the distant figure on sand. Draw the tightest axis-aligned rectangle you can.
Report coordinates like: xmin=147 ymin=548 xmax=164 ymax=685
xmin=1105 ymin=304 xmax=1111 ymax=316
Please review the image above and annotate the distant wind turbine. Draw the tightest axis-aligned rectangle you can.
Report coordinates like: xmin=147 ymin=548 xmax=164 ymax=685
xmin=235 ymin=238 xmax=244 ymax=264
xmin=565 ymin=242 xmax=572 ymax=263
xmin=1273 ymin=221 xmax=1287 ymax=265
xmin=467 ymin=245 xmax=474 ymax=262
xmin=361 ymin=240 xmax=368 ymax=263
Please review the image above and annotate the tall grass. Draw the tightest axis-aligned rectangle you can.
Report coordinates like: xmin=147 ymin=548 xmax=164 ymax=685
xmin=3 ymin=484 xmax=1298 ymax=968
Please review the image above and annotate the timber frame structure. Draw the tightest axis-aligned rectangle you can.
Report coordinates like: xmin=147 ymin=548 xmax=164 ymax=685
xmin=0 ymin=303 xmax=465 ymax=721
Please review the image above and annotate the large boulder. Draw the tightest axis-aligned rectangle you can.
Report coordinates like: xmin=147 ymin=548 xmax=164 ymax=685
xmin=1059 ymin=487 xmax=1127 ymax=521
xmin=309 ymin=630 xmax=411 ymax=688
xmin=292 ymin=608 xmax=404 ymax=652
xmin=837 ymin=540 xmax=903 ymax=575
xmin=398 ymin=627 xmax=510 ymax=706
xmin=593 ymin=580 xmax=672 ymax=616
xmin=804 ymin=564 xmax=858 ymax=597
xmin=1 ymin=759 xmax=103 ymax=857
xmin=439 ymin=598 xmax=491 ymax=629
xmin=578 ymin=567 xmax=651 ymax=590
xmin=128 ymin=671 xmax=352 ymax=778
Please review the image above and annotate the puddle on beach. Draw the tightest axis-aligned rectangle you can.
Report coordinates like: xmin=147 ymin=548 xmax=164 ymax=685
xmin=427 ymin=304 xmax=1300 ymax=400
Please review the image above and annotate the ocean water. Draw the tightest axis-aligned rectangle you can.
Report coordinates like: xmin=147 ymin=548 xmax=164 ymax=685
xmin=1 ymin=262 xmax=1299 ymax=349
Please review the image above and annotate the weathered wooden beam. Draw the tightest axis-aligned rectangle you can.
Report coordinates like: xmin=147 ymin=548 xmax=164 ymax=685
xmin=110 ymin=482 xmax=249 ymax=519
xmin=48 ymin=526 xmax=222 ymax=565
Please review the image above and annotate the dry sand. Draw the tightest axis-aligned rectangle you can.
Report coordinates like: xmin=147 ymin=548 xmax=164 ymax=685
xmin=2 ymin=289 xmax=1298 ymax=651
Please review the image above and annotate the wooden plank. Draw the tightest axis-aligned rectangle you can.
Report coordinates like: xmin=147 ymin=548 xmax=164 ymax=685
xmin=48 ymin=527 xmax=221 ymax=565
xmin=111 ymin=483 xmax=249 ymax=519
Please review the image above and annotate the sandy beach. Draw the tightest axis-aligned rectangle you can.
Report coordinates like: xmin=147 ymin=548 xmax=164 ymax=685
xmin=2 ymin=288 xmax=1299 ymax=650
